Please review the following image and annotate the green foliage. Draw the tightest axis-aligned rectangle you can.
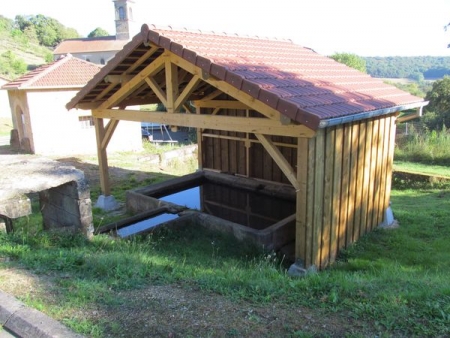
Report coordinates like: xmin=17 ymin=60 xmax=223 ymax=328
xmin=365 ymin=56 xmax=450 ymax=79
xmin=88 ymin=27 xmax=110 ymax=38
xmin=0 ymin=51 xmax=27 ymax=78
xmin=423 ymin=76 xmax=450 ymax=129
xmin=330 ymin=53 xmax=367 ymax=73
xmin=14 ymin=14 xmax=80 ymax=47
xmin=0 ymin=15 xmax=13 ymax=33
xmin=0 ymin=14 xmax=68 ymax=77
xmin=384 ymin=80 xmax=430 ymax=98
xmin=395 ymin=126 xmax=450 ymax=165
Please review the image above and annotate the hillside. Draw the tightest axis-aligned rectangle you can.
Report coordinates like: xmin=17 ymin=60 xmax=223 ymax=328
xmin=364 ymin=56 xmax=450 ymax=80
xmin=0 ymin=38 xmax=48 ymax=68
xmin=0 ymin=14 xmax=79 ymax=79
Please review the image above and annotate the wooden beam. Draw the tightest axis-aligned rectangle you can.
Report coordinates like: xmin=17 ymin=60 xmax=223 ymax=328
xmin=98 ymin=54 xmax=166 ymax=110
xmin=94 ymin=117 xmax=111 ymax=196
xmin=168 ymin=53 xmax=283 ymax=121
xmin=193 ymin=100 xmax=250 ymax=109
xmin=165 ymin=59 xmax=178 ymax=113
xmin=101 ymin=119 xmax=120 ymax=149
xmin=104 ymin=75 xmax=134 ymax=84
xmin=196 ymin=106 xmax=203 ymax=170
xmin=93 ymin=108 xmax=316 ymax=138
xmin=254 ymin=133 xmax=299 ymax=190
xmin=174 ymin=75 xmax=201 ymax=111
xmin=202 ymin=132 xmax=299 ymax=148
xmin=145 ymin=77 xmax=167 ymax=107
xmin=183 ymin=103 xmax=195 ymax=114
xmin=202 ymin=89 xmax=222 ymax=101
xmin=127 ymin=46 xmax=159 ymax=73
xmin=95 ymin=82 xmax=118 ymax=101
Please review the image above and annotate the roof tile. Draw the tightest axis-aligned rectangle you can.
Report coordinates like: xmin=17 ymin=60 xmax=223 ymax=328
xmin=195 ymin=56 xmax=212 ymax=72
xmin=2 ymin=55 xmax=100 ymax=90
xmin=67 ymin=24 xmax=426 ymax=130
xmin=210 ymin=64 xmax=227 ymax=80
xmin=53 ymin=36 xmax=127 ymax=54
xmin=182 ymin=48 xmax=197 ymax=64
xmin=241 ymin=80 xmax=261 ymax=97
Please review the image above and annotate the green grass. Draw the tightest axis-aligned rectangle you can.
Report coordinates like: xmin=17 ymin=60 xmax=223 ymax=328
xmin=1 ymin=183 xmax=449 ymax=337
xmin=394 ymin=160 xmax=450 ymax=178
xmin=0 ymin=117 xmax=13 ymax=137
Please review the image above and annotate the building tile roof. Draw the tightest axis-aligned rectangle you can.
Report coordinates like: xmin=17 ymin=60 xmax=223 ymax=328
xmin=67 ymin=24 xmax=426 ymax=130
xmin=2 ymin=55 xmax=101 ymax=90
xmin=53 ymin=36 xmax=128 ymax=54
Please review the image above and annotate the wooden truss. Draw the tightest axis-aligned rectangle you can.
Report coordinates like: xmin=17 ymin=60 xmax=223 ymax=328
xmin=92 ymin=49 xmax=315 ymax=195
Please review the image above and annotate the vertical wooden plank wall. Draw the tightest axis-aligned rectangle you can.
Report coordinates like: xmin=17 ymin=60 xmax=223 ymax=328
xmin=201 ymin=108 xmax=298 ymax=183
xmin=199 ymin=105 xmax=397 ymax=270
xmin=297 ymin=114 xmax=397 ymax=269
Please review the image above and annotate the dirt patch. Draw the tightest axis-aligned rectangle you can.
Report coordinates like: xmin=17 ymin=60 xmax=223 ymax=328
xmin=0 ymin=268 xmax=363 ymax=337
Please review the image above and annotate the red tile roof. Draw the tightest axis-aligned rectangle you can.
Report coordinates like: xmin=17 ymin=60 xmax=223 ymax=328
xmin=53 ymin=36 xmax=128 ymax=54
xmin=2 ymin=55 xmax=101 ymax=90
xmin=67 ymin=24 xmax=426 ymax=130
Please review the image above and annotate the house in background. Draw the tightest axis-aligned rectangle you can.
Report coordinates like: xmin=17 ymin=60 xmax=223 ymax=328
xmin=1 ymin=54 xmax=141 ymax=154
xmin=0 ymin=75 xmax=10 ymax=118
xmin=53 ymin=0 xmax=139 ymax=65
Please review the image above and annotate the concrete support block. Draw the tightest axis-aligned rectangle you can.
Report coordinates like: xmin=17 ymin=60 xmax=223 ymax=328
xmin=379 ymin=205 xmax=398 ymax=229
xmin=288 ymin=260 xmax=317 ymax=277
xmin=95 ymin=195 xmax=119 ymax=211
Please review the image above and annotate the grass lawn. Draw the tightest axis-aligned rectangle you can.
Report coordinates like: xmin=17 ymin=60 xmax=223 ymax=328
xmin=1 ymin=182 xmax=449 ymax=336
xmin=394 ymin=160 xmax=450 ymax=178
xmin=0 ymin=117 xmax=12 ymax=137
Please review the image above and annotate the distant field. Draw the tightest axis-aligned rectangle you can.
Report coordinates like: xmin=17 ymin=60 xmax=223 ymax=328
xmin=0 ymin=117 xmax=13 ymax=137
xmin=380 ymin=77 xmax=438 ymax=84
xmin=380 ymin=78 xmax=414 ymax=84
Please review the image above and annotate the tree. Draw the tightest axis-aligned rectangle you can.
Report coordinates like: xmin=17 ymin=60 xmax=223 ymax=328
xmin=423 ymin=76 xmax=450 ymax=129
xmin=88 ymin=27 xmax=110 ymax=38
xmin=14 ymin=14 xmax=80 ymax=47
xmin=330 ymin=53 xmax=367 ymax=73
xmin=0 ymin=15 xmax=13 ymax=33
xmin=0 ymin=51 xmax=27 ymax=78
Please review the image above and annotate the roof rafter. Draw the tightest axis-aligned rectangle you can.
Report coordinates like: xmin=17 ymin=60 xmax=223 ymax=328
xmin=168 ymin=53 xmax=283 ymax=121
xmin=98 ymin=54 xmax=166 ymax=109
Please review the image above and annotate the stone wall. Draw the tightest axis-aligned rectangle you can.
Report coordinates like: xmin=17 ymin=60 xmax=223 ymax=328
xmin=39 ymin=181 xmax=93 ymax=237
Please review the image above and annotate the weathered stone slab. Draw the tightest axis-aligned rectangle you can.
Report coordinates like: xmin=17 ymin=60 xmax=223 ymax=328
xmin=0 ymin=155 xmax=93 ymax=237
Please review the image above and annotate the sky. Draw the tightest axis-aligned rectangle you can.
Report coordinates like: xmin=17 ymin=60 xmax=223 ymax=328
xmin=3 ymin=0 xmax=450 ymax=57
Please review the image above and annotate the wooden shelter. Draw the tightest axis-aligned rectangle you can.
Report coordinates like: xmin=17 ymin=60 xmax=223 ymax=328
xmin=67 ymin=24 xmax=426 ymax=269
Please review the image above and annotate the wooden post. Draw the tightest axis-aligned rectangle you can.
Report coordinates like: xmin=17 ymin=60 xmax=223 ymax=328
xmin=312 ymin=129 xmax=324 ymax=267
xmin=295 ymin=137 xmax=308 ymax=265
xmin=166 ymin=59 xmax=179 ymax=132
xmin=321 ymin=127 xmax=335 ymax=268
xmin=330 ymin=124 xmax=343 ymax=262
xmin=94 ymin=116 xmax=111 ymax=196
xmin=196 ymin=106 xmax=203 ymax=170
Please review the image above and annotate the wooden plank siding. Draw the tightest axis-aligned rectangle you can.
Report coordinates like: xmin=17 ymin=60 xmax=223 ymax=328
xmin=198 ymin=104 xmax=397 ymax=269
xmin=296 ymin=114 xmax=397 ymax=269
